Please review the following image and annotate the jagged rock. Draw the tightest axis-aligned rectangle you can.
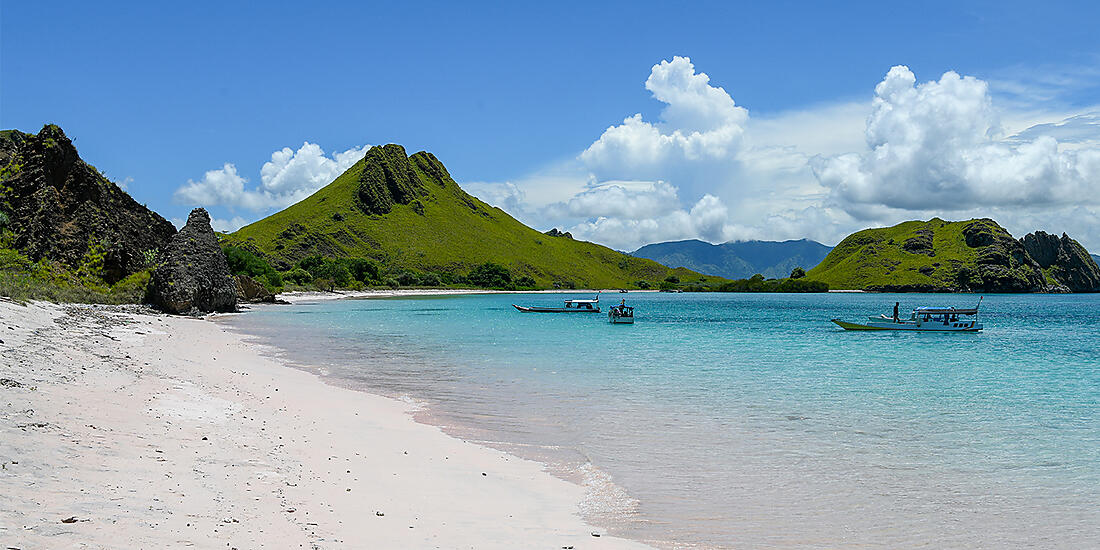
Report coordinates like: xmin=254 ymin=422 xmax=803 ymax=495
xmin=0 ymin=125 xmax=176 ymax=283
xmin=356 ymin=144 xmax=427 ymax=215
xmin=149 ymin=209 xmax=237 ymax=314
xmin=235 ymin=274 xmax=275 ymax=303
xmin=545 ymin=228 xmax=573 ymax=239
xmin=962 ymin=219 xmax=1046 ymax=292
xmin=1020 ymin=231 xmax=1100 ymax=292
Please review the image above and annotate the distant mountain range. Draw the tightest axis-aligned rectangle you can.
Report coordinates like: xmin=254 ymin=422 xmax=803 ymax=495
xmin=1093 ymin=253 xmax=1100 ymax=266
xmin=631 ymin=239 xmax=833 ymax=279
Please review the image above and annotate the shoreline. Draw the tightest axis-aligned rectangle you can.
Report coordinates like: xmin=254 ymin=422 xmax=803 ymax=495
xmin=0 ymin=300 xmax=653 ymax=549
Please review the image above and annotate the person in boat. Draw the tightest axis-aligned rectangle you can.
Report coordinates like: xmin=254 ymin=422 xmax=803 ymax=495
xmin=893 ymin=302 xmax=900 ymax=323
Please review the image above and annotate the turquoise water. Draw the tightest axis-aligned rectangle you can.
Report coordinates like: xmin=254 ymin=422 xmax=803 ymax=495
xmin=223 ymin=292 xmax=1100 ymax=548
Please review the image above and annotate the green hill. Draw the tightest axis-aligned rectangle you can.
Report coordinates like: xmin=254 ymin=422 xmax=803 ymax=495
xmin=807 ymin=218 xmax=1100 ymax=292
xmin=226 ymin=144 xmax=715 ymax=288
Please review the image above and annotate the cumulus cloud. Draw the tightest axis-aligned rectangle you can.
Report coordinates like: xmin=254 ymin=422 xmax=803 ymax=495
xmin=580 ymin=56 xmax=748 ymax=191
xmin=566 ymin=193 xmax=745 ymax=251
xmin=812 ymin=66 xmax=1100 ymax=216
xmin=174 ymin=142 xmax=367 ymax=212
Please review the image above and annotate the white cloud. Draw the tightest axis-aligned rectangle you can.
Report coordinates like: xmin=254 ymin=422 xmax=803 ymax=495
xmin=812 ymin=66 xmax=1100 ymax=216
xmin=174 ymin=142 xmax=367 ymax=213
xmin=210 ymin=216 xmax=250 ymax=233
xmin=579 ymin=56 xmax=747 ymax=194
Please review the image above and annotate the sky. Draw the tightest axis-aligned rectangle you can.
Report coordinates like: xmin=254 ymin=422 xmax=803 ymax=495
xmin=3 ymin=1 xmax=1100 ymax=251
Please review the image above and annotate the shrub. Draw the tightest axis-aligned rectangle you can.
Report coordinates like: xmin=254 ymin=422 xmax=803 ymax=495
xmin=515 ymin=275 xmax=536 ymax=289
xmin=635 ymin=280 xmax=651 ymax=290
xmin=223 ymin=246 xmax=282 ymax=291
xmin=342 ymin=257 xmax=380 ymax=284
xmin=790 ymin=267 xmax=806 ymax=279
xmin=285 ymin=267 xmax=313 ymax=285
xmin=383 ymin=277 xmax=399 ymax=289
xmin=467 ymin=262 xmax=512 ymax=288
xmin=664 ymin=275 xmax=680 ymax=284
xmin=420 ymin=272 xmax=442 ymax=287
xmin=397 ymin=271 xmax=420 ymax=286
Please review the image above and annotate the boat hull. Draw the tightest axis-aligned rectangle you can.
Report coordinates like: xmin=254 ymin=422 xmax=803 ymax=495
xmin=609 ymin=315 xmax=634 ymax=324
xmin=832 ymin=319 xmax=982 ymax=332
xmin=513 ymin=304 xmax=601 ymax=313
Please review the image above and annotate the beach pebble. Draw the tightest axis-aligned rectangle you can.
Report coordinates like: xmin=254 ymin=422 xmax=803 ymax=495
xmin=375 ymin=511 xmax=384 ymax=516
xmin=202 ymin=436 xmax=208 ymax=440
xmin=481 ymin=472 xmax=487 ymax=476
xmin=591 ymin=532 xmax=601 ymax=537
xmin=61 ymin=516 xmax=78 ymax=523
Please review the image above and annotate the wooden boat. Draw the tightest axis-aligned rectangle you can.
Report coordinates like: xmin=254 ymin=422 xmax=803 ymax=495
xmin=608 ymin=304 xmax=634 ymax=324
xmin=513 ymin=296 xmax=601 ymax=313
xmin=832 ymin=298 xmax=983 ymax=332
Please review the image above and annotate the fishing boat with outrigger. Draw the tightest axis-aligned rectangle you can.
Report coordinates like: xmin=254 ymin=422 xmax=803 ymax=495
xmin=513 ymin=295 xmax=601 ymax=313
xmin=832 ymin=297 xmax=984 ymax=332
xmin=608 ymin=302 xmax=634 ymax=324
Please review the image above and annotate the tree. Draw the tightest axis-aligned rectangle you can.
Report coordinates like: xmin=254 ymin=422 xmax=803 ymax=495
xmin=790 ymin=267 xmax=806 ymax=279
xmin=664 ymin=274 xmax=680 ymax=284
xmin=467 ymin=262 xmax=512 ymax=288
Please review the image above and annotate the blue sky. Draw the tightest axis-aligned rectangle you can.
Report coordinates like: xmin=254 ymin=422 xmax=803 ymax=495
xmin=4 ymin=1 xmax=1100 ymax=250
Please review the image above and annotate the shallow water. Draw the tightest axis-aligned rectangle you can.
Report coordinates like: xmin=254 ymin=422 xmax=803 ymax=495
xmin=223 ymin=292 xmax=1100 ymax=548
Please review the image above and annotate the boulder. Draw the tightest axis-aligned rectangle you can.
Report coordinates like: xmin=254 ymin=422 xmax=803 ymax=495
xmin=149 ymin=209 xmax=237 ymax=314
xmin=235 ymin=274 xmax=275 ymax=303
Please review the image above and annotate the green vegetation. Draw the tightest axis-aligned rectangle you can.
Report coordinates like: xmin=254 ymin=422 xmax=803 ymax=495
xmin=224 ymin=144 xmax=713 ymax=289
xmin=716 ymin=274 xmax=828 ymax=292
xmin=0 ymin=240 xmax=152 ymax=304
xmin=223 ymin=245 xmax=283 ymax=291
xmin=806 ymin=218 xmax=986 ymax=290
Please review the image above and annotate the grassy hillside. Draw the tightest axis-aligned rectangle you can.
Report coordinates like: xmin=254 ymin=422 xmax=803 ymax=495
xmin=226 ymin=145 xmax=716 ymax=289
xmin=806 ymin=218 xmax=1051 ymax=291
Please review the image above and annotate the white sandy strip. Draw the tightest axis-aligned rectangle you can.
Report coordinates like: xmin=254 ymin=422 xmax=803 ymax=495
xmin=276 ymin=288 xmax=654 ymax=304
xmin=0 ymin=300 xmax=653 ymax=549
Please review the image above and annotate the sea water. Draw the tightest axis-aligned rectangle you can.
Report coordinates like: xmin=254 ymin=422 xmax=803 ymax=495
xmin=221 ymin=292 xmax=1100 ymax=548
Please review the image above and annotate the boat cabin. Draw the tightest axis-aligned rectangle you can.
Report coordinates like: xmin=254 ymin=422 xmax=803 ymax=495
xmin=913 ymin=306 xmax=979 ymax=329
xmin=563 ymin=299 xmax=599 ymax=311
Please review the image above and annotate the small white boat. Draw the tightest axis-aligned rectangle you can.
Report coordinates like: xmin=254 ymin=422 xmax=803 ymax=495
xmin=608 ymin=304 xmax=634 ymax=324
xmin=513 ymin=295 xmax=601 ymax=313
xmin=832 ymin=298 xmax=983 ymax=332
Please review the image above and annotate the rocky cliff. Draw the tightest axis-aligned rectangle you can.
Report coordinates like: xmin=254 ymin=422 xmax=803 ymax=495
xmin=1020 ymin=231 xmax=1100 ymax=292
xmin=0 ymin=125 xmax=176 ymax=283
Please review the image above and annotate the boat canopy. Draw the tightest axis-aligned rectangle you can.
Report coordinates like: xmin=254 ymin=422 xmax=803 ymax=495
xmin=913 ymin=307 xmax=978 ymax=315
xmin=565 ymin=299 xmax=599 ymax=304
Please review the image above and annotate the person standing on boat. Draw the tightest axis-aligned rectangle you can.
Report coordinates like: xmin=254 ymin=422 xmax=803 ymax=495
xmin=893 ymin=302 xmax=900 ymax=323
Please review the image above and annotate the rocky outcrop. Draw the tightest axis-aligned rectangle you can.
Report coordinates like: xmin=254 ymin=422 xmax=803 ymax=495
xmin=1020 ymin=231 xmax=1100 ymax=292
xmin=235 ymin=274 xmax=275 ymax=303
xmin=0 ymin=125 xmax=176 ymax=283
xmin=961 ymin=219 xmax=1048 ymax=292
xmin=356 ymin=144 xmax=427 ymax=215
xmin=902 ymin=229 xmax=934 ymax=256
xmin=545 ymin=228 xmax=573 ymax=239
xmin=149 ymin=209 xmax=237 ymax=314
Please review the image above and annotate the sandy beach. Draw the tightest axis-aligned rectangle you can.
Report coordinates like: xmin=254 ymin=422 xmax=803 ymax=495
xmin=0 ymin=298 xmax=652 ymax=549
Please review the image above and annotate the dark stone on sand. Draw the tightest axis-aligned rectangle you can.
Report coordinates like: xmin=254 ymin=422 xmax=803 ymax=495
xmin=235 ymin=274 xmax=276 ymax=303
xmin=148 ymin=209 xmax=237 ymax=314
